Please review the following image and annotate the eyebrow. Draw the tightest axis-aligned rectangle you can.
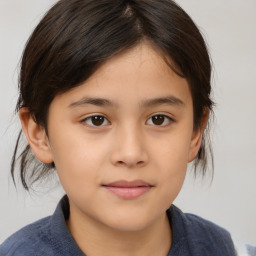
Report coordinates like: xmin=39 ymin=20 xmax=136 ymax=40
xmin=139 ymin=96 xmax=184 ymax=108
xmin=69 ymin=96 xmax=184 ymax=108
xmin=69 ymin=97 xmax=117 ymax=108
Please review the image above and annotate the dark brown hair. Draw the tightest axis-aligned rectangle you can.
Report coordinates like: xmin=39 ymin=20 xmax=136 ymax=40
xmin=11 ymin=0 xmax=214 ymax=190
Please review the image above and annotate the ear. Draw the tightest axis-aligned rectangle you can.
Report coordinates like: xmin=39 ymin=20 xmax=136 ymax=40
xmin=19 ymin=108 xmax=53 ymax=164
xmin=188 ymin=108 xmax=209 ymax=162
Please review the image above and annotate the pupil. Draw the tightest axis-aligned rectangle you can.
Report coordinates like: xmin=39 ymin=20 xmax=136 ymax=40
xmin=152 ymin=115 xmax=164 ymax=125
xmin=92 ymin=116 xmax=104 ymax=126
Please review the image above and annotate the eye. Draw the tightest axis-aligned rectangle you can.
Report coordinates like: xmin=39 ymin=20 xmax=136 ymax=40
xmin=82 ymin=115 xmax=110 ymax=127
xmin=146 ymin=114 xmax=173 ymax=126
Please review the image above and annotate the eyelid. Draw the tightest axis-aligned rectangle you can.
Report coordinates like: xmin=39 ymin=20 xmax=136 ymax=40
xmin=146 ymin=113 xmax=174 ymax=126
xmin=81 ymin=113 xmax=111 ymax=127
xmin=80 ymin=112 xmax=174 ymax=128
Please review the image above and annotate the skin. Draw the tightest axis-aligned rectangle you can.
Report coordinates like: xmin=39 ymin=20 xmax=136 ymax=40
xmin=20 ymin=42 xmax=207 ymax=256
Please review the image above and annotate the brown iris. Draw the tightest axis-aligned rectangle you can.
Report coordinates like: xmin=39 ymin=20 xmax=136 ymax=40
xmin=151 ymin=115 xmax=165 ymax=125
xmin=91 ymin=116 xmax=105 ymax=126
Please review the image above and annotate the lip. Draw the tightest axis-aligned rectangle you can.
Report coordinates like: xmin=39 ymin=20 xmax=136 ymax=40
xmin=103 ymin=180 xmax=153 ymax=199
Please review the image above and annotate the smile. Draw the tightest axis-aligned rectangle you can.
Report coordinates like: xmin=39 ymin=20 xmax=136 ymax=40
xmin=102 ymin=180 xmax=153 ymax=199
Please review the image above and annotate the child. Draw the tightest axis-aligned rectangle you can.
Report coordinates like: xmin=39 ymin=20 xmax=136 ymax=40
xmin=0 ymin=0 xmax=236 ymax=255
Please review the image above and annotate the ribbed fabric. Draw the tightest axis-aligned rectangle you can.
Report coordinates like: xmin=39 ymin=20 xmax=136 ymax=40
xmin=167 ymin=205 xmax=236 ymax=256
xmin=0 ymin=195 xmax=236 ymax=256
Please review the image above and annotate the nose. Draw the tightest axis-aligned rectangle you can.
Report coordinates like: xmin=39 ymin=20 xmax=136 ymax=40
xmin=110 ymin=124 xmax=149 ymax=169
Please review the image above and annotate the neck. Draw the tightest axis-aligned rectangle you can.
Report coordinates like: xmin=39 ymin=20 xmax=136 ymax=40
xmin=67 ymin=205 xmax=172 ymax=256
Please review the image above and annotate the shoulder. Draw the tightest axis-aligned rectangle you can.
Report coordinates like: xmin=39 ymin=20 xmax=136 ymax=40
xmin=0 ymin=216 xmax=54 ymax=256
xmin=170 ymin=205 xmax=236 ymax=256
xmin=182 ymin=210 xmax=232 ymax=240
xmin=0 ymin=196 xmax=84 ymax=256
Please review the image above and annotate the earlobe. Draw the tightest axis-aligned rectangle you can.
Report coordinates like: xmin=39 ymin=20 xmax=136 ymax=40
xmin=188 ymin=108 xmax=209 ymax=162
xmin=19 ymin=108 xmax=53 ymax=164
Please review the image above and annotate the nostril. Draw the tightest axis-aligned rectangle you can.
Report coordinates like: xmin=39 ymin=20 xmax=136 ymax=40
xmin=110 ymin=146 xmax=149 ymax=168
xmin=115 ymin=160 xmax=145 ymax=167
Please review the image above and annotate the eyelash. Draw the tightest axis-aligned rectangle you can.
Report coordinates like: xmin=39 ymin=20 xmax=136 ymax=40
xmin=82 ymin=115 xmax=110 ymax=127
xmin=146 ymin=114 xmax=173 ymax=126
xmin=81 ymin=114 xmax=174 ymax=128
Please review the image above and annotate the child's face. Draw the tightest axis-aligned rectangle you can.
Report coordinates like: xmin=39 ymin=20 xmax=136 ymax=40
xmin=41 ymin=42 xmax=203 ymax=231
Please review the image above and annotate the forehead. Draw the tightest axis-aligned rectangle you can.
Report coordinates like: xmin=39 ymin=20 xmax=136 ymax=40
xmin=89 ymin=42 xmax=181 ymax=83
xmin=51 ymin=42 xmax=192 ymax=109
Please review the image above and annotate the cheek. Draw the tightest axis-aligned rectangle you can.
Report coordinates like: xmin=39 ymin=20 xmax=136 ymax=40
xmin=151 ymin=131 xmax=192 ymax=196
xmin=48 ymin=128 xmax=108 ymax=191
xmin=153 ymin=129 xmax=192 ymax=169
xmin=155 ymin=153 xmax=187 ymax=209
xmin=157 ymin=146 xmax=188 ymax=187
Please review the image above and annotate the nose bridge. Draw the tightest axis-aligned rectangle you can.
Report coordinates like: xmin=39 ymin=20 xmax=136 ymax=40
xmin=110 ymin=120 xmax=148 ymax=168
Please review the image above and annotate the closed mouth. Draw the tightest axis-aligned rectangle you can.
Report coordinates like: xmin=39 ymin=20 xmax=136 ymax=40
xmin=103 ymin=179 xmax=153 ymax=188
xmin=102 ymin=180 xmax=153 ymax=199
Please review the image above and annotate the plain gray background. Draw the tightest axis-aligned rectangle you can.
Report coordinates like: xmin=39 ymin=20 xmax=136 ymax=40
xmin=0 ymin=0 xmax=256 ymax=254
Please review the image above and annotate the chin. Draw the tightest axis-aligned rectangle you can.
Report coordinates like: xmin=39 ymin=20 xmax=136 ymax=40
xmin=102 ymin=212 xmax=157 ymax=232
